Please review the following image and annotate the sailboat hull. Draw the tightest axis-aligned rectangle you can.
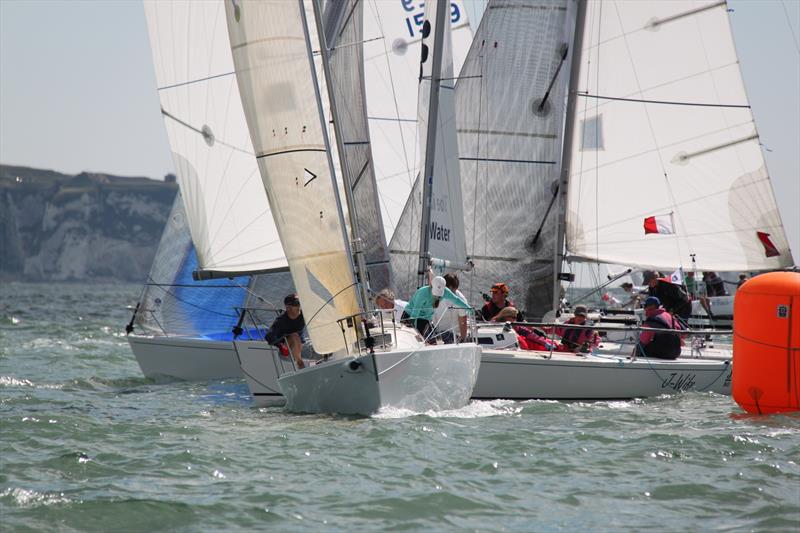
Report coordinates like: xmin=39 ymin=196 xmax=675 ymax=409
xmin=128 ymin=335 xmax=241 ymax=382
xmin=473 ymin=349 xmax=732 ymax=400
xmin=233 ymin=340 xmax=290 ymax=407
xmin=278 ymin=343 xmax=482 ymax=416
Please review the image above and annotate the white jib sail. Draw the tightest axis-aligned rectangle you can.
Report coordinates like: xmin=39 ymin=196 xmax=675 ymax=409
xmin=143 ymin=1 xmax=286 ymax=275
xmin=564 ymin=0 xmax=793 ymax=272
xmin=417 ymin=0 xmax=468 ymax=272
xmin=362 ymin=0 xmax=472 ymax=240
xmin=225 ymin=0 xmax=359 ymax=354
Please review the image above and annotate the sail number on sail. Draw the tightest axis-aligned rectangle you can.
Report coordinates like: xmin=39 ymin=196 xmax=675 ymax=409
xmin=429 ymin=221 xmax=452 ymax=242
xmin=402 ymin=0 xmax=462 ymax=37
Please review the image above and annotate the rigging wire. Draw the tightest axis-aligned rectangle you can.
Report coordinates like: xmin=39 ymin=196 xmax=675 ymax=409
xmin=780 ymin=0 xmax=800 ymax=54
xmin=468 ymin=37 xmax=487 ymax=306
xmin=593 ymin=1 xmax=603 ymax=299
xmin=368 ymin=0 xmax=416 ymax=237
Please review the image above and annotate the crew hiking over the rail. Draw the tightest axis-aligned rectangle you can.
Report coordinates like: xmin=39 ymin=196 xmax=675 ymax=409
xmin=264 ymin=293 xmax=306 ymax=370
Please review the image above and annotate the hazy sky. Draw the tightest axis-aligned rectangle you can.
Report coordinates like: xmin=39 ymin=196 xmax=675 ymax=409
xmin=1 ymin=0 xmax=798 ymax=261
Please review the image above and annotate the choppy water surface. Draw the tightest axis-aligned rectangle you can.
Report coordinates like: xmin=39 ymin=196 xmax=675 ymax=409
xmin=1 ymin=283 xmax=798 ymax=531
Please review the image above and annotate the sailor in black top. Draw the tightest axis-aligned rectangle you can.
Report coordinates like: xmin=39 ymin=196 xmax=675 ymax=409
xmin=642 ymin=270 xmax=691 ymax=321
xmin=480 ymin=282 xmax=524 ymax=322
xmin=265 ymin=293 xmax=306 ymax=369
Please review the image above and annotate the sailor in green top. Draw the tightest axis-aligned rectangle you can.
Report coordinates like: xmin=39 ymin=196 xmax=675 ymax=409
xmin=404 ymin=276 xmax=470 ymax=341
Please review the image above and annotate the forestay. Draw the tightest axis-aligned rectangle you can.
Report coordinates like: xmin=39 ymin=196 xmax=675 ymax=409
xmin=143 ymin=1 xmax=286 ymax=276
xmin=362 ymin=1 xmax=472 ymax=240
xmin=225 ymin=0 xmax=359 ymax=354
xmin=564 ymin=0 xmax=793 ymax=272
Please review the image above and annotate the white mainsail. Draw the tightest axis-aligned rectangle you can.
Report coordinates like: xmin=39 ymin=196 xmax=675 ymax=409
xmin=225 ymin=0 xmax=359 ymax=353
xmin=564 ymin=0 xmax=793 ymax=272
xmin=362 ymin=0 xmax=472 ymax=239
xmin=143 ymin=1 xmax=286 ymax=277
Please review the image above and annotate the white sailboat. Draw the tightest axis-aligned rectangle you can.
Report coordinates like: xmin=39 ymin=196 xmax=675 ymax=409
xmin=127 ymin=190 xmax=269 ymax=381
xmin=129 ymin=0 xmax=293 ymax=381
xmin=559 ymin=0 xmax=793 ymax=334
xmin=227 ymin=0 xmax=481 ymax=416
xmin=131 ymin=1 xmax=452 ymax=382
xmin=407 ymin=0 xmax=795 ymax=399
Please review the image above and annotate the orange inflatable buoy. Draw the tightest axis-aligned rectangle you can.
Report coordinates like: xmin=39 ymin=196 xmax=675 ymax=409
xmin=733 ymin=271 xmax=800 ymax=414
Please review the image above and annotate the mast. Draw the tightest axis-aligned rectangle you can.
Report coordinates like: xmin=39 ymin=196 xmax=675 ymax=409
xmin=297 ymin=0 xmax=361 ymax=310
xmin=416 ymin=0 xmax=449 ymax=289
xmin=310 ymin=0 xmax=372 ymax=312
xmin=551 ymin=0 xmax=587 ymax=315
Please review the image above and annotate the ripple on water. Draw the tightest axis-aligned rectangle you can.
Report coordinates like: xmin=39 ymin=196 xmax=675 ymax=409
xmin=1 ymin=487 xmax=75 ymax=508
xmin=2 ymin=283 xmax=799 ymax=531
xmin=0 ymin=376 xmax=63 ymax=389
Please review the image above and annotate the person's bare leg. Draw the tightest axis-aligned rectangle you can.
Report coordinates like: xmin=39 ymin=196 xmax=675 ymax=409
xmin=458 ymin=316 xmax=467 ymax=342
xmin=287 ymin=333 xmax=304 ymax=369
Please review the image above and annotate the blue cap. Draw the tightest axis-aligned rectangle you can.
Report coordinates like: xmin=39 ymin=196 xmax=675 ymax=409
xmin=644 ymin=296 xmax=661 ymax=308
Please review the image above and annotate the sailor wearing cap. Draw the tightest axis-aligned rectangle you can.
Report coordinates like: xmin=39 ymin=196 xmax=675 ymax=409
xmin=264 ymin=293 xmax=306 ymax=369
xmin=634 ymin=296 xmax=684 ymax=360
xmin=552 ymin=305 xmax=600 ymax=353
xmin=404 ymin=276 xmax=470 ymax=342
xmin=480 ymin=282 xmax=524 ymax=322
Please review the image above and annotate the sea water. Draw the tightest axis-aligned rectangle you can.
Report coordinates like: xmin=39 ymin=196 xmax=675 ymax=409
xmin=1 ymin=283 xmax=798 ymax=531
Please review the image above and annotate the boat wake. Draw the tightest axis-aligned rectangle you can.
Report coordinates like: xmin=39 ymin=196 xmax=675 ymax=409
xmin=372 ymin=399 xmax=523 ymax=419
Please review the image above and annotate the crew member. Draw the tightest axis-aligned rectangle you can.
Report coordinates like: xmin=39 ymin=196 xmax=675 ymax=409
xmin=642 ymin=270 xmax=692 ymax=321
xmin=481 ymin=282 xmax=524 ymax=322
xmin=374 ymin=288 xmax=407 ymax=323
xmin=265 ymin=293 xmax=306 ymax=369
xmin=553 ymin=305 xmax=600 ymax=353
xmin=634 ymin=296 xmax=684 ymax=360
xmin=404 ymin=276 xmax=470 ymax=341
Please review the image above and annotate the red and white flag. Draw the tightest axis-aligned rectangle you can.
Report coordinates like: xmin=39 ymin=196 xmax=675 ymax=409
xmin=643 ymin=213 xmax=675 ymax=235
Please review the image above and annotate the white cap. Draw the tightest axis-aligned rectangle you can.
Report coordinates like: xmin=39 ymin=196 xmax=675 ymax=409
xmin=431 ymin=276 xmax=446 ymax=297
